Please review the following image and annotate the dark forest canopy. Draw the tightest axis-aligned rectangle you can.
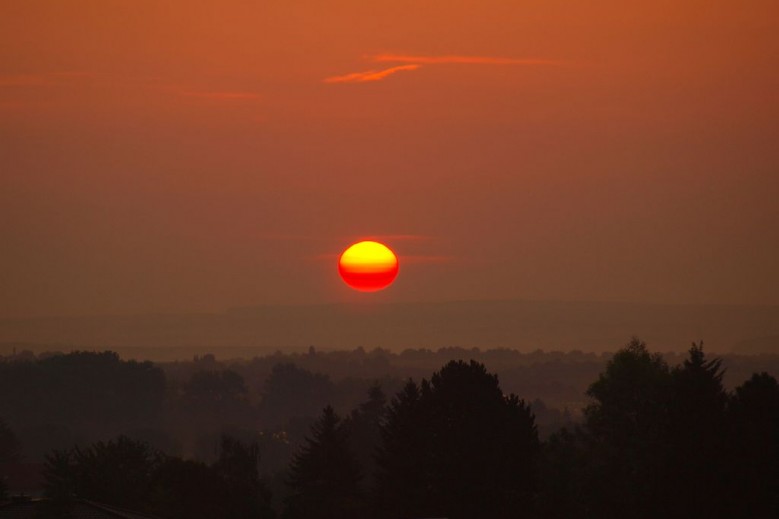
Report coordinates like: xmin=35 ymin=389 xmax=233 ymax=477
xmin=1 ymin=345 xmax=778 ymax=460
xmin=1 ymin=340 xmax=778 ymax=517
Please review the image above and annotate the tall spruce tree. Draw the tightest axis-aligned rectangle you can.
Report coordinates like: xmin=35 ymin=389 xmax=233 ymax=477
xmin=284 ymin=406 xmax=363 ymax=519
xmin=728 ymin=372 xmax=779 ymax=518
xmin=664 ymin=342 xmax=729 ymax=518
xmin=213 ymin=436 xmax=275 ymax=519
xmin=374 ymin=379 xmax=428 ymax=518
xmin=342 ymin=384 xmax=386 ymax=492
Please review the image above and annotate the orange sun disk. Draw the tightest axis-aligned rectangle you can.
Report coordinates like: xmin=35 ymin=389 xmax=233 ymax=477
xmin=338 ymin=241 xmax=399 ymax=292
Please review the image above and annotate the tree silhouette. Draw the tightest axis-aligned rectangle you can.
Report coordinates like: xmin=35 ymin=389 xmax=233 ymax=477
xmin=536 ymin=424 xmax=595 ymax=519
xmin=42 ymin=448 xmax=75 ymax=500
xmin=342 ymin=384 xmax=386 ymax=491
xmin=180 ymin=369 xmax=253 ymax=432
xmin=41 ymin=436 xmax=162 ymax=517
xmin=260 ymin=364 xmax=335 ymax=426
xmin=373 ymin=379 xmax=427 ymax=518
xmin=185 ymin=370 xmax=248 ymax=405
xmin=148 ymin=435 xmax=274 ymax=519
xmin=728 ymin=372 xmax=779 ymax=518
xmin=284 ymin=405 xmax=363 ymax=519
xmin=40 ymin=448 xmax=78 ymax=517
xmin=663 ymin=342 xmax=729 ymax=518
xmin=0 ymin=351 xmax=165 ymax=452
xmin=376 ymin=360 xmax=539 ymax=519
xmin=0 ymin=418 xmax=20 ymax=465
xmin=213 ymin=435 xmax=275 ymax=519
xmin=583 ymin=337 xmax=672 ymax=518
xmin=75 ymin=436 xmax=161 ymax=509
xmin=8 ymin=340 xmax=779 ymax=518
xmin=43 ymin=434 xmax=275 ymax=518
xmin=151 ymin=457 xmax=224 ymax=519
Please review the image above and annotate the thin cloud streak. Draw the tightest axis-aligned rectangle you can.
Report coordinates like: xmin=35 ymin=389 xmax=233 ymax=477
xmin=179 ymin=91 xmax=261 ymax=100
xmin=324 ymin=54 xmax=560 ymax=84
xmin=372 ymin=234 xmax=434 ymax=242
xmin=257 ymin=233 xmax=331 ymax=242
xmin=0 ymin=73 xmax=261 ymax=100
xmin=402 ymin=255 xmax=454 ymax=264
xmin=372 ymin=54 xmax=561 ymax=65
xmin=0 ymin=71 xmax=107 ymax=87
xmin=312 ymin=253 xmax=454 ymax=264
xmin=323 ymin=64 xmax=420 ymax=83
xmin=0 ymin=74 xmax=51 ymax=87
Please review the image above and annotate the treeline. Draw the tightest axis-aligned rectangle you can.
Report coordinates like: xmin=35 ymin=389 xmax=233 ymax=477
xmin=542 ymin=340 xmax=778 ymax=518
xmin=1 ymin=340 xmax=778 ymax=517
xmin=2 ymin=345 xmax=777 ymax=463
xmin=0 ymin=352 xmax=168 ymax=462
xmin=160 ymin=345 xmax=779 ymax=408
xmin=39 ymin=435 xmax=273 ymax=519
xmin=278 ymin=343 xmax=779 ymax=518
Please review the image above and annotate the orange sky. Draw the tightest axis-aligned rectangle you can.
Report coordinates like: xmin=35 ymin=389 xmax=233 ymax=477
xmin=1 ymin=0 xmax=778 ymax=317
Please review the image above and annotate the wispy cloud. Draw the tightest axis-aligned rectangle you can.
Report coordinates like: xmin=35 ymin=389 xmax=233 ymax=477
xmin=256 ymin=233 xmax=433 ymax=244
xmin=312 ymin=253 xmax=454 ymax=264
xmin=324 ymin=53 xmax=561 ymax=84
xmin=256 ymin=233 xmax=331 ymax=242
xmin=0 ymin=72 xmax=107 ymax=88
xmin=0 ymin=72 xmax=263 ymax=102
xmin=368 ymin=234 xmax=434 ymax=242
xmin=402 ymin=255 xmax=454 ymax=264
xmin=323 ymin=64 xmax=420 ymax=84
xmin=0 ymin=74 xmax=51 ymax=87
xmin=371 ymin=54 xmax=561 ymax=65
xmin=179 ymin=90 xmax=261 ymax=100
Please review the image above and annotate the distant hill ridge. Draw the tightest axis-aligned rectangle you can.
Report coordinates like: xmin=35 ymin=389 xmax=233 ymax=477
xmin=1 ymin=299 xmax=777 ymax=359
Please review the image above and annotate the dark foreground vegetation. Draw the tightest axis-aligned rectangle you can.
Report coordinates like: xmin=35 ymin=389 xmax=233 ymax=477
xmin=1 ymin=339 xmax=778 ymax=518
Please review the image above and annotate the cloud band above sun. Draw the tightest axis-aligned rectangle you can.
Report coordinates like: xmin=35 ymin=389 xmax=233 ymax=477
xmin=371 ymin=54 xmax=561 ymax=65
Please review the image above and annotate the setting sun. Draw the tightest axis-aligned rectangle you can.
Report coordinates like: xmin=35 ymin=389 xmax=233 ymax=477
xmin=338 ymin=241 xmax=399 ymax=292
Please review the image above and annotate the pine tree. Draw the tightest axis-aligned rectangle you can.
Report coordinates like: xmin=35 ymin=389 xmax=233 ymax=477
xmin=728 ymin=372 xmax=779 ymax=518
xmin=664 ymin=342 xmax=729 ymax=519
xmin=342 ymin=384 xmax=386 ymax=492
xmin=284 ymin=406 xmax=363 ymax=519
xmin=213 ymin=436 xmax=275 ymax=519
xmin=374 ymin=380 xmax=429 ymax=518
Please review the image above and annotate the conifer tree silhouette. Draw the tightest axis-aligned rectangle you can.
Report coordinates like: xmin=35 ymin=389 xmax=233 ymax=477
xmin=728 ymin=372 xmax=779 ymax=518
xmin=583 ymin=338 xmax=671 ymax=518
xmin=342 ymin=384 xmax=387 ymax=492
xmin=284 ymin=405 xmax=363 ymax=519
xmin=376 ymin=360 xmax=539 ymax=519
xmin=664 ymin=342 xmax=729 ymax=518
